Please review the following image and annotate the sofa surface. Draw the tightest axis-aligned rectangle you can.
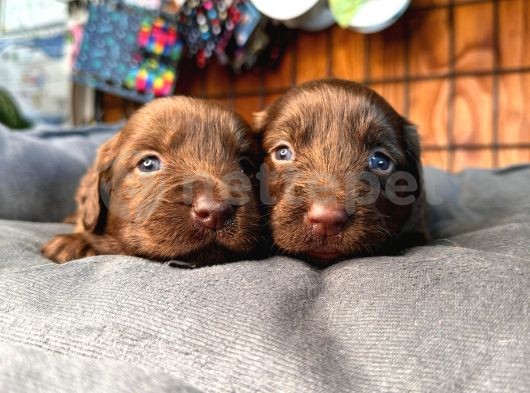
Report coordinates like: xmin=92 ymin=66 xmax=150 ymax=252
xmin=0 ymin=162 xmax=529 ymax=392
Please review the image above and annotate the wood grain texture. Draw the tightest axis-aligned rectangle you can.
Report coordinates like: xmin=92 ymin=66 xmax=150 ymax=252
xmin=422 ymin=150 xmax=449 ymax=171
xmin=368 ymin=22 xmax=406 ymax=80
xmin=409 ymin=79 xmax=449 ymax=146
xmin=454 ymin=2 xmax=494 ymax=71
xmin=100 ymin=0 xmax=530 ymax=171
xmin=370 ymin=83 xmax=406 ymax=116
xmin=204 ymin=61 xmax=232 ymax=97
xmin=408 ymin=8 xmax=450 ymax=76
xmin=264 ymin=46 xmax=294 ymax=91
xmin=498 ymin=73 xmax=530 ymax=143
xmin=452 ymin=149 xmax=494 ymax=172
xmin=453 ymin=76 xmax=493 ymax=144
xmin=101 ymin=94 xmax=125 ymax=122
xmin=296 ymin=31 xmax=329 ymax=84
xmin=498 ymin=149 xmax=530 ymax=167
xmin=234 ymin=96 xmax=261 ymax=124
xmin=234 ymin=68 xmax=262 ymax=94
xmin=331 ymin=26 xmax=365 ymax=82
xmin=499 ymin=0 xmax=530 ymax=68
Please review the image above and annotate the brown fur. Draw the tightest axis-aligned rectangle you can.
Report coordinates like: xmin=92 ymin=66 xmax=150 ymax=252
xmin=42 ymin=97 xmax=262 ymax=266
xmin=254 ymin=79 xmax=429 ymax=267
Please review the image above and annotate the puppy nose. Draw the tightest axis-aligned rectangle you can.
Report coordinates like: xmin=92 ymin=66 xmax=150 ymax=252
xmin=307 ymin=203 xmax=349 ymax=237
xmin=192 ymin=195 xmax=234 ymax=230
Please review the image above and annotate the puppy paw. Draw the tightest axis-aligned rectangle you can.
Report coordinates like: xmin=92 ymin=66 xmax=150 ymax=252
xmin=41 ymin=233 xmax=96 ymax=264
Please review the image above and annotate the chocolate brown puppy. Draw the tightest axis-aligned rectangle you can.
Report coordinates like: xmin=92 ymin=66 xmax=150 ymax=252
xmin=254 ymin=79 xmax=428 ymax=266
xmin=42 ymin=97 xmax=262 ymax=266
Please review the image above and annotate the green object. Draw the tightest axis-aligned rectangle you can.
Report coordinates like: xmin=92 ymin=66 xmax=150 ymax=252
xmin=329 ymin=0 xmax=364 ymax=28
xmin=0 ymin=89 xmax=32 ymax=130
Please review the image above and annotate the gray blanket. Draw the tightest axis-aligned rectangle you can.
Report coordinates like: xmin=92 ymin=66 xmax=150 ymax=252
xmin=0 ymin=165 xmax=529 ymax=393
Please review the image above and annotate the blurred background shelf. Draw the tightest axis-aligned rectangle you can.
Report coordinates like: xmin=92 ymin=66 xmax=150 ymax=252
xmin=94 ymin=0 xmax=530 ymax=172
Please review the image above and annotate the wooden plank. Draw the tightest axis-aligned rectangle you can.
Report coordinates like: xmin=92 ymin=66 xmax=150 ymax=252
xmin=453 ymin=76 xmax=493 ymax=144
xmin=409 ymin=79 xmax=449 ymax=146
xmin=498 ymin=149 xmax=530 ymax=167
xmin=370 ymin=83 xmax=406 ymax=116
xmin=498 ymin=73 xmax=530 ymax=143
xmin=454 ymin=2 xmax=494 ymax=71
xmin=295 ymin=31 xmax=328 ymax=84
xmin=234 ymin=95 xmax=261 ymax=124
xmin=204 ymin=60 xmax=232 ymax=97
xmin=368 ymin=21 xmax=405 ymax=81
xmin=264 ymin=43 xmax=294 ymax=91
xmin=234 ymin=68 xmax=262 ymax=94
xmin=422 ymin=150 xmax=449 ymax=171
xmin=331 ymin=26 xmax=365 ymax=82
xmin=499 ymin=0 xmax=530 ymax=68
xmin=452 ymin=149 xmax=494 ymax=172
xmin=408 ymin=8 xmax=449 ymax=76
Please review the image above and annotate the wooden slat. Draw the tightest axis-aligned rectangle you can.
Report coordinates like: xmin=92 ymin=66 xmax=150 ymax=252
xmin=204 ymin=60 xmax=232 ymax=97
xmin=454 ymin=2 xmax=494 ymax=71
xmin=368 ymin=21 xmax=406 ymax=80
xmin=498 ymin=149 xmax=530 ymax=167
xmin=295 ymin=31 xmax=328 ymax=84
xmin=263 ymin=43 xmax=294 ymax=91
xmin=499 ymin=0 xmax=530 ymax=68
xmin=101 ymin=94 xmax=125 ymax=122
xmin=452 ymin=149 xmax=494 ymax=172
xmin=408 ymin=8 xmax=450 ymax=76
xmin=234 ymin=96 xmax=261 ymax=124
xmin=99 ymin=0 xmax=530 ymax=172
xmin=234 ymin=68 xmax=262 ymax=94
xmin=422 ymin=150 xmax=449 ymax=171
xmin=453 ymin=76 xmax=493 ymax=144
xmin=498 ymin=73 xmax=530 ymax=144
xmin=409 ymin=79 xmax=449 ymax=146
xmin=330 ymin=26 xmax=365 ymax=82
xmin=370 ymin=83 xmax=406 ymax=116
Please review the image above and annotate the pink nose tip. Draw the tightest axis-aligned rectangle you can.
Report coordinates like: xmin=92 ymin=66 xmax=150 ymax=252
xmin=192 ymin=195 xmax=234 ymax=230
xmin=307 ymin=203 xmax=349 ymax=237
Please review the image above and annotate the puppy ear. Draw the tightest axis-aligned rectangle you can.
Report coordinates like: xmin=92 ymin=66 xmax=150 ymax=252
xmin=402 ymin=121 xmax=423 ymax=196
xmin=252 ymin=109 xmax=269 ymax=134
xmin=77 ymin=133 xmax=120 ymax=232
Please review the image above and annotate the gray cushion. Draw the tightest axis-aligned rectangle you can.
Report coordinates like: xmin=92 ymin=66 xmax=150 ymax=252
xmin=0 ymin=124 xmax=120 ymax=222
xmin=0 ymin=166 xmax=528 ymax=392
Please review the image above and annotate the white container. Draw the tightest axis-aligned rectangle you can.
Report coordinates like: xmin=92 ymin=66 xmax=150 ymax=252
xmin=250 ymin=0 xmax=335 ymax=32
xmin=348 ymin=0 xmax=411 ymax=34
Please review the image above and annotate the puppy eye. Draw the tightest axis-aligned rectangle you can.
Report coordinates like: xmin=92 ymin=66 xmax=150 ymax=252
xmin=238 ymin=156 xmax=256 ymax=176
xmin=273 ymin=145 xmax=293 ymax=161
xmin=368 ymin=152 xmax=393 ymax=172
xmin=138 ymin=156 xmax=161 ymax=172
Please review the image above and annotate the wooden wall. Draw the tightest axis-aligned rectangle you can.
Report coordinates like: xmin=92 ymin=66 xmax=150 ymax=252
xmin=101 ymin=0 xmax=530 ymax=171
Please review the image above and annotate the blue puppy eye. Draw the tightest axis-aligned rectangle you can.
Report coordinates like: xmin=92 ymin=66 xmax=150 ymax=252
xmin=138 ymin=156 xmax=161 ymax=172
xmin=369 ymin=152 xmax=392 ymax=172
xmin=274 ymin=145 xmax=293 ymax=161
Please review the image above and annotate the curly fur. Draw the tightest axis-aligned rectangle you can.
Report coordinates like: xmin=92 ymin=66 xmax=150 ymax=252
xmin=253 ymin=79 xmax=429 ymax=266
xmin=42 ymin=97 xmax=262 ymax=266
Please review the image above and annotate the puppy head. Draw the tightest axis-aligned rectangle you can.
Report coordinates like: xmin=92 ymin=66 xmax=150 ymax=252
xmin=80 ymin=96 xmax=261 ymax=265
xmin=254 ymin=79 xmax=423 ymax=266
